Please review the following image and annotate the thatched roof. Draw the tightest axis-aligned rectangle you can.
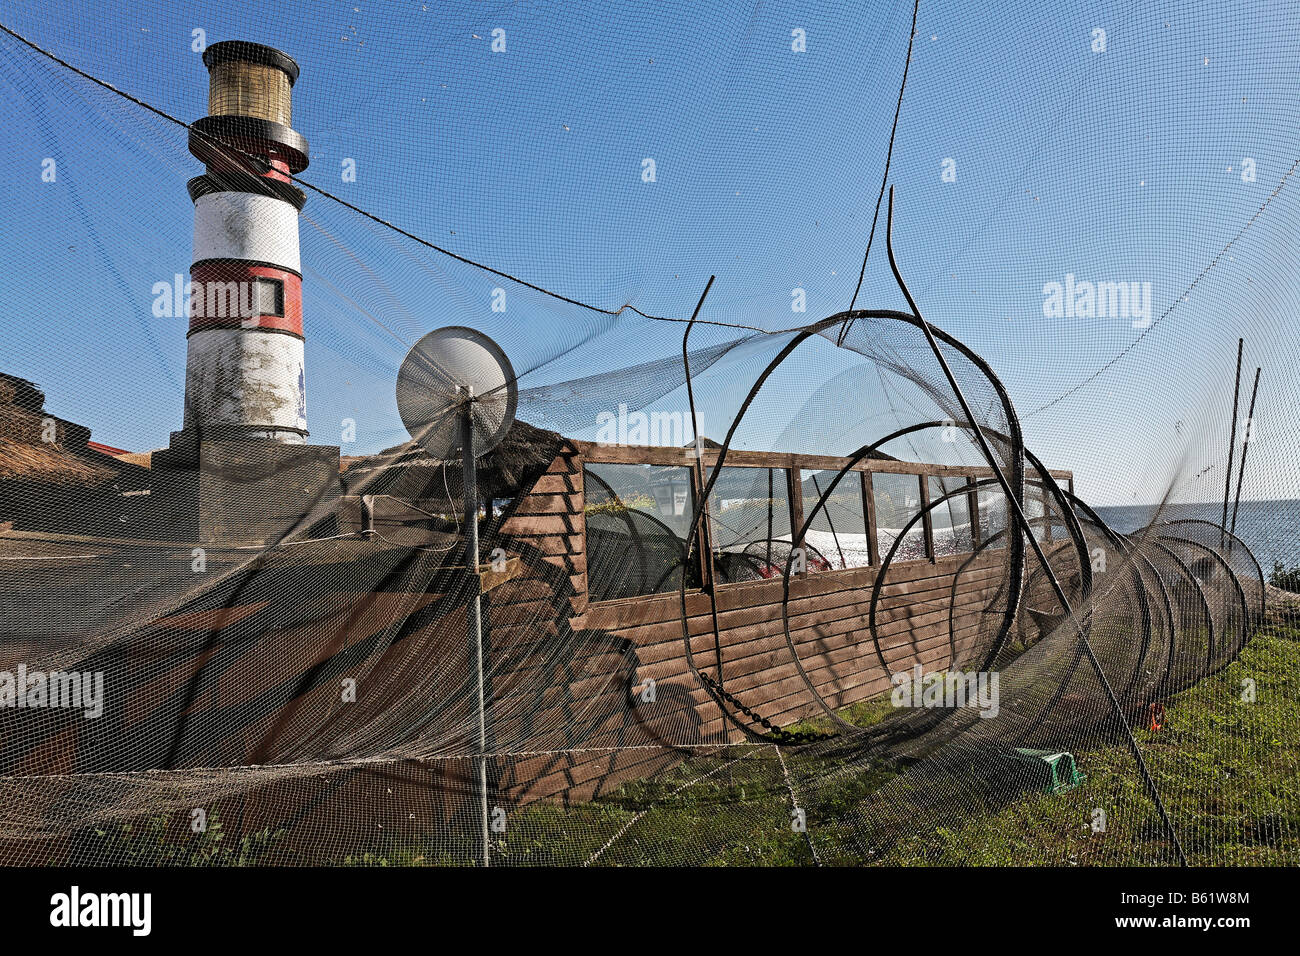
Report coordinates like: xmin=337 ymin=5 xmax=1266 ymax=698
xmin=0 ymin=373 xmax=145 ymax=490
xmin=342 ymin=419 xmax=567 ymax=500
xmin=0 ymin=373 xmax=45 ymax=415
xmin=0 ymin=438 xmax=118 ymax=487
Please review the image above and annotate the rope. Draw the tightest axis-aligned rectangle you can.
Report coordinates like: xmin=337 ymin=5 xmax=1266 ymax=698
xmin=0 ymin=22 xmax=767 ymax=336
xmin=775 ymin=743 xmax=821 ymax=865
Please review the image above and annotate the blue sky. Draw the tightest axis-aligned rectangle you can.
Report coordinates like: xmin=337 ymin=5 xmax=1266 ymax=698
xmin=1 ymin=0 xmax=1297 ymax=506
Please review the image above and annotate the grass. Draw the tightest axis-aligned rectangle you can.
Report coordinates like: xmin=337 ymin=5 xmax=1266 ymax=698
xmin=500 ymin=619 xmax=1300 ymax=866
xmin=901 ymin=620 xmax=1300 ymax=865
xmin=81 ymin=620 xmax=1300 ymax=866
xmin=78 ymin=811 xmax=287 ymax=866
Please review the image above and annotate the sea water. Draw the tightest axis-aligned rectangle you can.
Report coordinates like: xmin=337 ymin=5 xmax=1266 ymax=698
xmin=1094 ymin=499 xmax=1300 ymax=574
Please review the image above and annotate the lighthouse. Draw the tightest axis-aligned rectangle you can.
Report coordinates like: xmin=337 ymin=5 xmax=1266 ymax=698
xmin=182 ymin=40 xmax=310 ymax=443
xmin=153 ymin=41 xmax=339 ymax=543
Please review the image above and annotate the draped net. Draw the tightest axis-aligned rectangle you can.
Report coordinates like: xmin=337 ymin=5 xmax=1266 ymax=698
xmin=0 ymin=0 xmax=1295 ymax=865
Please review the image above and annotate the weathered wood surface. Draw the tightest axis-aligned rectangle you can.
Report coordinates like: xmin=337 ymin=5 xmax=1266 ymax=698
xmin=481 ymin=443 xmax=1042 ymax=806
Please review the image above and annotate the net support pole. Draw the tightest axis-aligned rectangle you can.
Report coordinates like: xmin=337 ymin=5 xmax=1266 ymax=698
xmin=884 ymin=186 xmax=1188 ymax=866
xmin=1228 ymin=367 xmax=1262 ymax=555
xmin=1220 ymin=338 xmax=1243 ymax=549
xmin=681 ymin=276 xmax=723 ymax=678
xmin=462 ymin=395 xmax=490 ymax=867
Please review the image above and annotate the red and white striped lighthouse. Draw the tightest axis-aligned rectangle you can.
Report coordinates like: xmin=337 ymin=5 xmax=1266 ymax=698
xmin=181 ymin=40 xmax=310 ymax=444
xmin=152 ymin=41 xmax=339 ymax=543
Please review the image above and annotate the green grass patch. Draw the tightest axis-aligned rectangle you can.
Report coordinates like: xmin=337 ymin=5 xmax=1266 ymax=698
xmin=881 ymin=622 xmax=1300 ymax=865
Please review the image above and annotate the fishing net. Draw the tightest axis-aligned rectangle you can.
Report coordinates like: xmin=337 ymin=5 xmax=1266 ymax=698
xmin=0 ymin=0 xmax=1296 ymax=867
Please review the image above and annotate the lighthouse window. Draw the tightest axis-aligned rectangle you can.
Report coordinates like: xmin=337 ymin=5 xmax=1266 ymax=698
xmin=254 ymin=277 xmax=284 ymax=317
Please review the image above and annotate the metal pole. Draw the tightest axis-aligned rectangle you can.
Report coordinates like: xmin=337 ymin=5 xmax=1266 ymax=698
xmin=1228 ymin=367 xmax=1262 ymax=554
xmin=462 ymin=395 xmax=490 ymax=867
xmin=1220 ymin=339 xmax=1243 ymax=549
xmin=811 ymin=473 xmax=846 ymax=569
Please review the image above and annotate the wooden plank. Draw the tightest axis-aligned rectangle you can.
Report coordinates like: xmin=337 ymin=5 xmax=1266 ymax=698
xmin=862 ymin=470 xmax=880 ymax=567
xmin=617 ymin=627 xmax=996 ymax=710
xmin=728 ymin=639 xmax=965 ymax=730
xmin=787 ymin=466 xmax=804 ymax=574
xmin=606 ymin=622 xmax=984 ymax=736
xmin=492 ymin=609 xmax=998 ymax=761
xmin=555 ymin=582 xmax=1000 ymax=696
xmin=919 ymin=475 xmax=935 ymax=562
xmin=571 ymin=439 xmax=1072 ymax=483
xmin=580 ymin=548 xmax=1005 ymax=626
xmin=623 ymin=595 xmax=998 ymax=683
xmin=509 ymin=493 xmax=582 ymax=516
xmin=614 ymin=562 xmax=1005 ymax=657
xmin=967 ymin=477 xmax=981 ymax=549
xmin=515 ymin=596 xmax=996 ymax=695
xmin=700 ymin=623 xmax=984 ymax=714
xmin=577 ymin=562 xmax=994 ymax=637
xmin=524 ymin=472 xmax=581 ymax=495
xmin=478 ymin=555 xmax=523 ymax=594
xmin=501 ymin=513 xmax=581 ymax=536
xmin=612 ymin=614 xmax=989 ymax=707
xmin=503 ymin=534 xmax=582 ymax=557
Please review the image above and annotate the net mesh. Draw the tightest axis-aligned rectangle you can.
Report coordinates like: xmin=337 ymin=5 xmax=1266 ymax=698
xmin=0 ymin=0 xmax=1296 ymax=866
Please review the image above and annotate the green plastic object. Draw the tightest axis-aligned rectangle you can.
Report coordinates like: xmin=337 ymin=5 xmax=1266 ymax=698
xmin=1012 ymin=748 xmax=1086 ymax=793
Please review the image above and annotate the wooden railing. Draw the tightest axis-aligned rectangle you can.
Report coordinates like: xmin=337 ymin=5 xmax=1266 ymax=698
xmin=573 ymin=439 xmax=1072 ymax=607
